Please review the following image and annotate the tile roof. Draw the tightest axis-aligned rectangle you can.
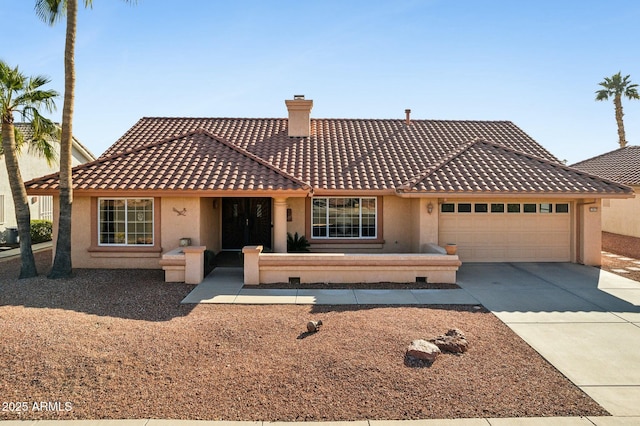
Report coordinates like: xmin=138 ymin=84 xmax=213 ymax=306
xmin=24 ymin=116 xmax=634 ymax=197
xmin=571 ymin=146 xmax=640 ymax=185
xmin=26 ymin=129 xmax=309 ymax=193
xmin=399 ymin=140 xmax=632 ymax=195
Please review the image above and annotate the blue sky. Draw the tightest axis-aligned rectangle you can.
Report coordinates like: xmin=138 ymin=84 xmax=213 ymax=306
xmin=3 ymin=0 xmax=639 ymax=164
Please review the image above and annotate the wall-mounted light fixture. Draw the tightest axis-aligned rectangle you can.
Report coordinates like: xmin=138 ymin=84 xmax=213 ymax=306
xmin=589 ymin=207 xmax=598 ymax=212
xmin=427 ymin=202 xmax=434 ymax=215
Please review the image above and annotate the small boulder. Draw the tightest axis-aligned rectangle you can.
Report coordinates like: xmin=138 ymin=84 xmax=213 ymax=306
xmin=307 ymin=320 xmax=323 ymax=333
xmin=406 ymin=339 xmax=441 ymax=362
xmin=429 ymin=328 xmax=468 ymax=353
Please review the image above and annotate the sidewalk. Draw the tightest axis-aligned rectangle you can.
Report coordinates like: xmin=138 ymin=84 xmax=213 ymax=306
xmin=0 ymin=241 xmax=52 ymax=262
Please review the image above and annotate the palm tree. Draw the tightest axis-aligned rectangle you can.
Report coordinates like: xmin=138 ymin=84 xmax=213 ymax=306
xmin=35 ymin=0 xmax=135 ymax=278
xmin=0 ymin=60 xmax=59 ymax=278
xmin=595 ymin=72 xmax=639 ymax=148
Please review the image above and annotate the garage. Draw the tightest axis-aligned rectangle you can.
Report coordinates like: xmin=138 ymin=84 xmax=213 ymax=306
xmin=438 ymin=200 xmax=572 ymax=262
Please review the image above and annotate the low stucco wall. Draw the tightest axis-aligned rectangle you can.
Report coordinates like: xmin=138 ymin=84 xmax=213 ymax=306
xmin=243 ymin=245 xmax=461 ymax=285
xmin=602 ymin=187 xmax=640 ymax=238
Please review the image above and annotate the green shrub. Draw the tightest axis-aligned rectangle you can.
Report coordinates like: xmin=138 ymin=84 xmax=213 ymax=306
xmin=30 ymin=220 xmax=53 ymax=244
xmin=287 ymin=232 xmax=310 ymax=252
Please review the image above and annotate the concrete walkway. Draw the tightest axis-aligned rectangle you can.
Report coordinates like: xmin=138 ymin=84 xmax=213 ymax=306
xmin=181 ymin=267 xmax=480 ymax=305
xmin=0 ymin=241 xmax=52 ymax=261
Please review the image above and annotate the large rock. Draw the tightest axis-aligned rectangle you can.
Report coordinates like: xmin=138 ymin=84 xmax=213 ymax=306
xmin=406 ymin=339 xmax=441 ymax=362
xmin=429 ymin=328 xmax=468 ymax=353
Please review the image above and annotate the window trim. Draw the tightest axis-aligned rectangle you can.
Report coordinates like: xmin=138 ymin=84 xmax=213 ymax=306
xmin=305 ymin=196 xmax=384 ymax=244
xmin=89 ymin=197 xmax=162 ymax=253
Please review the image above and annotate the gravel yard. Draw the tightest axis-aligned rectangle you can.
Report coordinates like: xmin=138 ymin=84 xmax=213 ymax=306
xmin=0 ymin=250 xmax=608 ymax=421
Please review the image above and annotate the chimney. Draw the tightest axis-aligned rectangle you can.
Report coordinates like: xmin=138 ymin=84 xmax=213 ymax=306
xmin=405 ymin=109 xmax=411 ymax=126
xmin=285 ymin=95 xmax=313 ymax=137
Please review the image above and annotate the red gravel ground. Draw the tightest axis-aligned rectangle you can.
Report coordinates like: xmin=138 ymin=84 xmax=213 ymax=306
xmin=0 ymin=250 xmax=607 ymax=421
xmin=601 ymin=232 xmax=640 ymax=282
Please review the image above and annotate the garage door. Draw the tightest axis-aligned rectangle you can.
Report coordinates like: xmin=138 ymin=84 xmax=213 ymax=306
xmin=438 ymin=201 xmax=571 ymax=262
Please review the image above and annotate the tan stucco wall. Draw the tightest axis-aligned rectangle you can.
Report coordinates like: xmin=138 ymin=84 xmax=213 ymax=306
xmin=285 ymin=197 xmax=306 ymax=237
xmin=380 ymin=195 xmax=413 ymax=252
xmin=161 ymin=197 xmax=202 ymax=249
xmin=579 ymin=200 xmax=602 ymax=266
xmin=409 ymin=198 xmax=439 ymax=252
xmin=601 ymin=187 xmax=639 ymax=238
xmin=200 ymin=197 xmax=220 ymax=253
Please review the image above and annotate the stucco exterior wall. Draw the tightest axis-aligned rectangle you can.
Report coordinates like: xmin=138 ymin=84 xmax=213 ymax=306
xmin=579 ymin=200 xmax=602 ymax=266
xmin=601 ymin=187 xmax=640 ymax=238
xmin=161 ymin=197 xmax=202 ymax=249
xmin=285 ymin=197 xmax=306 ymax=237
xmin=200 ymin=197 xmax=220 ymax=253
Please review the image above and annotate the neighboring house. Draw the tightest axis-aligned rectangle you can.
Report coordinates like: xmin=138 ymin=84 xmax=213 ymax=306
xmin=572 ymin=146 xmax=640 ymax=239
xmin=24 ymin=96 xmax=633 ymax=271
xmin=0 ymin=123 xmax=95 ymax=239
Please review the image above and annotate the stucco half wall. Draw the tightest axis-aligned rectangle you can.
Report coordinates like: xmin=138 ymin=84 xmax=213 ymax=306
xmin=602 ymin=186 xmax=639 ymax=238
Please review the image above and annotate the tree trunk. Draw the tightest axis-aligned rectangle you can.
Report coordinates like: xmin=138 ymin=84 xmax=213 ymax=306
xmin=1 ymin=122 xmax=38 ymax=278
xmin=614 ymin=94 xmax=627 ymax=148
xmin=49 ymin=0 xmax=77 ymax=279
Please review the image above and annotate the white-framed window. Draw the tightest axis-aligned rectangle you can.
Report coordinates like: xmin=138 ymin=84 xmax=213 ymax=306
xmin=312 ymin=197 xmax=377 ymax=239
xmin=98 ymin=198 xmax=154 ymax=246
xmin=39 ymin=196 xmax=53 ymax=221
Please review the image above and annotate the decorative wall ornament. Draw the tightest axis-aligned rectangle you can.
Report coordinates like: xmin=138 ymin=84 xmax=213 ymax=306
xmin=173 ymin=207 xmax=187 ymax=216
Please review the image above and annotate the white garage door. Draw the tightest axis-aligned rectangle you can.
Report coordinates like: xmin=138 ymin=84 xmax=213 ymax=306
xmin=438 ymin=201 xmax=571 ymax=262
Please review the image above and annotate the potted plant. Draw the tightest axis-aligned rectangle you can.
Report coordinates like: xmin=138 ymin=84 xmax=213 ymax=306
xmin=287 ymin=232 xmax=310 ymax=252
xmin=445 ymin=243 xmax=457 ymax=255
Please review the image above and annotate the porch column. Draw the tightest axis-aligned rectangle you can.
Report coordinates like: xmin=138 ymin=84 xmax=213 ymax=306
xmin=273 ymin=197 xmax=288 ymax=253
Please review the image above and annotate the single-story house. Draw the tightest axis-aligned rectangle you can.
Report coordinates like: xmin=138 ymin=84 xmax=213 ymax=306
xmin=571 ymin=146 xmax=640 ymax=239
xmin=24 ymin=96 xmax=633 ymax=281
xmin=1 ymin=123 xmax=95 ymax=237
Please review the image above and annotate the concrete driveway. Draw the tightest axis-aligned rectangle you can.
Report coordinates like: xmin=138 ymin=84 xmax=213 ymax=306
xmin=456 ymin=262 xmax=640 ymax=418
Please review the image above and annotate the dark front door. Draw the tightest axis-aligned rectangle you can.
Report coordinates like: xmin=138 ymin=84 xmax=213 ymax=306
xmin=221 ymin=198 xmax=272 ymax=250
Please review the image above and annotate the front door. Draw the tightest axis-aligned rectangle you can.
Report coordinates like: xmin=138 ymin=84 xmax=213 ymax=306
xmin=221 ymin=198 xmax=272 ymax=250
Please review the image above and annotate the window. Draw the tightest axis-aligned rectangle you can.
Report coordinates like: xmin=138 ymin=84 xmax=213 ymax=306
xmin=540 ymin=203 xmax=552 ymax=213
xmin=39 ymin=196 xmax=53 ymax=221
xmin=491 ymin=203 xmax=505 ymax=213
xmin=99 ymin=198 xmax=154 ymax=245
xmin=474 ymin=203 xmax=488 ymax=213
xmin=457 ymin=203 xmax=472 ymax=213
xmin=556 ymin=203 xmax=569 ymax=213
xmin=441 ymin=203 xmax=455 ymax=213
xmin=507 ymin=203 xmax=520 ymax=213
xmin=523 ymin=203 xmax=537 ymax=213
xmin=312 ymin=197 xmax=376 ymax=239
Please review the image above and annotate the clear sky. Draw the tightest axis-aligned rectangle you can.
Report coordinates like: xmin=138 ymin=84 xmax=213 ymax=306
xmin=3 ymin=0 xmax=639 ymax=164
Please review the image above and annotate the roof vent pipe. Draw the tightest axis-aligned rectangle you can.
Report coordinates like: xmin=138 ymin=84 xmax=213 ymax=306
xmin=405 ymin=109 xmax=411 ymax=126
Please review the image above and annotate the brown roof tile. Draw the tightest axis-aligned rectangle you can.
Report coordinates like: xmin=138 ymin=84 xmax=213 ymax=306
xmin=26 ymin=129 xmax=309 ymax=193
xmin=24 ymin=117 xmax=633 ymax=197
xmin=571 ymin=146 xmax=640 ymax=185
xmin=399 ymin=140 xmax=633 ymax=195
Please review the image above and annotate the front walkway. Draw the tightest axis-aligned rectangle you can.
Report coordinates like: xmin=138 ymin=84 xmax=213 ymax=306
xmin=181 ymin=267 xmax=479 ymax=305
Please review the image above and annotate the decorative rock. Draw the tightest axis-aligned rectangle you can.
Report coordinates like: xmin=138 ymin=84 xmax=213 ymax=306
xmin=406 ymin=339 xmax=441 ymax=362
xmin=307 ymin=320 xmax=323 ymax=333
xmin=429 ymin=328 xmax=468 ymax=353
